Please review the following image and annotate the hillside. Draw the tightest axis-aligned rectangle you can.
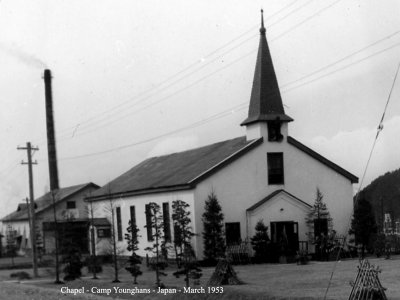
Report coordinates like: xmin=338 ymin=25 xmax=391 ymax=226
xmin=359 ymin=168 xmax=400 ymax=226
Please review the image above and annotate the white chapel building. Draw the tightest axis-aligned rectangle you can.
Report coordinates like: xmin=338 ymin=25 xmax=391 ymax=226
xmin=87 ymin=13 xmax=358 ymax=259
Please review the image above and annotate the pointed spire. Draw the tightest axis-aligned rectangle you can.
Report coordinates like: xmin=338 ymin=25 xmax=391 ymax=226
xmin=241 ymin=10 xmax=293 ymax=126
xmin=260 ymin=9 xmax=266 ymax=35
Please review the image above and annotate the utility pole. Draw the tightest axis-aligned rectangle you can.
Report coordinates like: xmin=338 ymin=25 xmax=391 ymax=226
xmin=18 ymin=142 xmax=39 ymax=278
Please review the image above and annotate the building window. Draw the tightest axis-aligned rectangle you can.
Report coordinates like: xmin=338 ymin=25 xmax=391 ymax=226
xmin=116 ymin=207 xmax=123 ymax=241
xmin=267 ymin=153 xmax=284 ymax=184
xmin=225 ymin=222 xmax=241 ymax=246
xmin=130 ymin=206 xmax=136 ymax=239
xmin=66 ymin=201 xmax=76 ymax=209
xmin=97 ymin=228 xmax=111 ymax=238
xmin=163 ymin=202 xmax=171 ymax=242
xmin=145 ymin=204 xmax=153 ymax=241
xmin=267 ymin=118 xmax=283 ymax=141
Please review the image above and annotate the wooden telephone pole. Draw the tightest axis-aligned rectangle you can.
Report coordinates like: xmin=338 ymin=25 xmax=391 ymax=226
xmin=18 ymin=142 xmax=39 ymax=278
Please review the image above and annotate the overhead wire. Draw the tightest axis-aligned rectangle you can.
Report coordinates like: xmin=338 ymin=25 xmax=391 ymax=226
xmin=323 ymin=61 xmax=400 ymax=300
xmin=267 ymin=0 xmax=314 ymax=29
xmin=4 ymin=1 xmax=306 ymax=187
xmin=33 ymin=0 xmax=314 ymax=144
xmin=52 ymin=31 xmax=400 ymax=148
xmin=0 ymin=161 xmax=21 ymax=179
xmin=270 ymin=0 xmax=342 ymax=42
xmin=5 ymin=1 xmax=397 ymax=193
xmin=283 ymin=41 xmax=400 ymax=93
xmin=281 ymin=30 xmax=400 ymax=88
xmin=48 ymin=0 xmax=339 ymax=143
xmin=49 ymin=35 xmax=258 ymax=141
xmin=43 ymin=103 xmax=248 ymax=162
xmin=33 ymin=31 xmax=400 ymax=161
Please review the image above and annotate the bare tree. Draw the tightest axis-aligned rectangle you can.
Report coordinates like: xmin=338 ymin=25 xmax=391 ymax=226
xmin=103 ymin=184 xmax=124 ymax=283
xmin=144 ymin=202 xmax=166 ymax=288
xmin=86 ymin=198 xmax=100 ymax=279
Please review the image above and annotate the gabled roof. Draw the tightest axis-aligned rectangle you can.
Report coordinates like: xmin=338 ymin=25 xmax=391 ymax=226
xmin=88 ymin=136 xmax=262 ymax=201
xmin=287 ymin=136 xmax=358 ymax=183
xmin=247 ymin=189 xmax=312 ymax=212
xmin=241 ymin=10 xmax=293 ymax=126
xmin=1 ymin=183 xmax=99 ymax=222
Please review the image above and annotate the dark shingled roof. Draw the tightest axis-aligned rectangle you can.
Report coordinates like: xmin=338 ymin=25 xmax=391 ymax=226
xmin=89 ymin=136 xmax=262 ymax=200
xmin=1 ymin=183 xmax=98 ymax=222
xmin=241 ymin=12 xmax=293 ymax=126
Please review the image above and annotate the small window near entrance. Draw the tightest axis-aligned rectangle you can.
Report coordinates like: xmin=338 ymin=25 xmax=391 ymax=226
xmin=66 ymin=201 xmax=76 ymax=209
xmin=267 ymin=153 xmax=284 ymax=184
xmin=97 ymin=228 xmax=111 ymax=238
xmin=225 ymin=222 xmax=241 ymax=245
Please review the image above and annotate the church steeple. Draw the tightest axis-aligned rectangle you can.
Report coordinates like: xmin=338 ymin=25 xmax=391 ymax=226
xmin=241 ymin=10 xmax=293 ymax=129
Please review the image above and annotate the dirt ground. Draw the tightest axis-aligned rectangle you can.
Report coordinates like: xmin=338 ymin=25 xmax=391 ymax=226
xmin=0 ymin=256 xmax=399 ymax=300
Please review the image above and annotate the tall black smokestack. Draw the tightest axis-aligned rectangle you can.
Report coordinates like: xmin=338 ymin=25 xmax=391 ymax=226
xmin=44 ymin=69 xmax=59 ymax=191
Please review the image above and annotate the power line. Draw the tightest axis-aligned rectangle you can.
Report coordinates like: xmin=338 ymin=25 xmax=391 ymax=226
xmin=50 ymin=0 xmax=343 ymax=143
xmin=55 ymin=34 xmax=400 ymax=144
xmin=271 ymin=0 xmax=342 ymax=41
xmin=50 ymin=35 xmax=258 ymax=141
xmin=39 ymin=103 xmax=248 ymax=162
xmin=284 ymin=41 xmax=400 ymax=93
xmin=34 ymin=34 xmax=400 ymax=162
xmin=34 ymin=1 xmax=314 ymax=143
xmin=281 ymin=30 xmax=400 ymax=88
xmin=323 ymin=61 xmax=400 ymax=300
xmin=0 ymin=161 xmax=24 ymax=184
xmin=267 ymin=0 xmax=314 ymax=29
xmin=52 ymin=49 xmax=257 ymax=141
xmin=17 ymin=142 xmax=39 ymax=278
xmin=0 ymin=160 xmax=20 ymax=176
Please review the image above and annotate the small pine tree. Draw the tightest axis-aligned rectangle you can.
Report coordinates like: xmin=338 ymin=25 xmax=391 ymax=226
xmin=305 ymin=188 xmax=332 ymax=241
xmin=172 ymin=200 xmax=202 ymax=287
xmin=251 ymin=220 xmax=271 ymax=263
xmin=144 ymin=202 xmax=167 ymax=288
xmin=305 ymin=188 xmax=333 ymax=260
xmin=86 ymin=198 xmax=101 ymax=279
xmin=202 ymin=191 xmax=225 ymax=264
xmin=103 ymin=185 xmax=124 ymax=283
xmin=349 ymin=195 xmax=378 ymax=257
xmin=6 ymin=224 xmax=17 ymax=266
xmin=125 ymin=220 xmax=142 ymax=284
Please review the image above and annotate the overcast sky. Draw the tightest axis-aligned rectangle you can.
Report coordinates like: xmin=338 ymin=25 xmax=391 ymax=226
xmin=1 ymin=0 xmax=400 ymax=218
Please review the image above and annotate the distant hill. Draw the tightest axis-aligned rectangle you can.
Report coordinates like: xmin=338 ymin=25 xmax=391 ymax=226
xmin=359 ymin=168 xmax=400 ymax=226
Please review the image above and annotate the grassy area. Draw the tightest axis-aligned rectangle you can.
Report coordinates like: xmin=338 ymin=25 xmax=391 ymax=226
xmin=1 ymin=256 xmax=399 ymax=299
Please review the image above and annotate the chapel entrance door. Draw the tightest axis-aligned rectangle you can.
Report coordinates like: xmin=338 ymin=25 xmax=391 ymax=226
xmin=271 ymin=221 xmax=299 ymax=256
